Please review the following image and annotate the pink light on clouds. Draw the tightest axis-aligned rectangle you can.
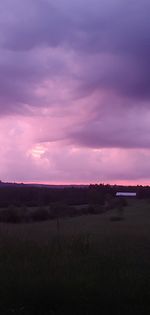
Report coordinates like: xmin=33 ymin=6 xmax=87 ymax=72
xmin=0 ymin=0 xmax=150 ymax=184
xmin=0 ymin=114 xmax=150 ymax=184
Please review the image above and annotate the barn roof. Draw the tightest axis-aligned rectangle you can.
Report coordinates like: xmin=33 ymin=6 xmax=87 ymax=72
xmin=116 ymin=192 xmax=136 ymax=197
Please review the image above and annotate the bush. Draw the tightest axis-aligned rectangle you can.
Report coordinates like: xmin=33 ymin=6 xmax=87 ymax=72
xmin=31 ymin=207 xmax=50 ymax=222
xmin=0 ymin=201 xmax=9 ymax=208
xmin=87 ymin=205 xmax=105 ymax=215
xmin=0 ymin=205 xmax=23 ymax=223
xmin=110 ymin=215 xmax=124 ymax=222
xmin=49 ymin=203 xmax=76 ymax=219
xmin=77 ymin=207 xmax=89 ymax=215
xmin=115 ymin=198 xmax=128 ymax=208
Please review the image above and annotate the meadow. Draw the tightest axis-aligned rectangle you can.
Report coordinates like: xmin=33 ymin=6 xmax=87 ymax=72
xmin=0 ymin=198 xmax=150 ymax=314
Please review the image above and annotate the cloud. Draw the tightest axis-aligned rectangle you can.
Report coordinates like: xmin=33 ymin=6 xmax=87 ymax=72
xmin=0 ymin=0 xmax=150 ymax=113
xmin=67 ymin=99 xmax=150 ymax=149
xmin=0 ymin=0 xmax=74 ymax=50
xmin=0 ymin=0 xmax=149 ymax=183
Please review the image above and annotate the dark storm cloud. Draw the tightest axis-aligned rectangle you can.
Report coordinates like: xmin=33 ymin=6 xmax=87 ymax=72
xmin=0 ymin=0 xmax=73 ymax=50
xmin=1 ymin=0 xmax=150 ymax=184
xmin=68 ymin=103 xmax=150 ymax=149
xmin=0 ymin=46 xmax=70 ymax=114
xmin=0 ymin=0 xmax=150 ymax=150
xmin=0 ymin=0 xmax=150 ymax=105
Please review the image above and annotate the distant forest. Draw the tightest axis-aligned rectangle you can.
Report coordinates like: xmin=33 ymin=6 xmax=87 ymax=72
xmin=0 ymin=183 xmax=149 ymax=208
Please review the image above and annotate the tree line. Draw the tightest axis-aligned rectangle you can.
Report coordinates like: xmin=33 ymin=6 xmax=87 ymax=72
xmin=0 ymin=183 xmax=148 ymax=208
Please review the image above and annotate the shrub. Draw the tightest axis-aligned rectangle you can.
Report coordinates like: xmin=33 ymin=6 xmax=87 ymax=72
xmin=110 ymin=216 xmax=124 ymax=222
xmin=31 ymin=207 xmax=50 ymax=222
xmin=0 ymin=205 xmax=23 ymax=223
xmin=87 ymin=205 xmax=105 ymax=215
xmin=49 ymin=203 xmax=76 ymax=219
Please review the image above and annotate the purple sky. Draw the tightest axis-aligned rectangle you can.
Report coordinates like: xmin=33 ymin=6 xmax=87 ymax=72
xmin=0 ymin=0 xmax=150 ymax=184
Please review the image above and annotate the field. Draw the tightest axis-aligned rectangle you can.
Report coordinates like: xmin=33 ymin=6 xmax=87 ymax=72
xmin=0 ymin=199 xmax=150 ymax=314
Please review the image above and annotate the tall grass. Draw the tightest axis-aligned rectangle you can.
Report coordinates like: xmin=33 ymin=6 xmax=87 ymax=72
xmin=0 ymin=231 xmax=150 ymax=314
xmin=0 ymin=200 xmax=150 ymax=314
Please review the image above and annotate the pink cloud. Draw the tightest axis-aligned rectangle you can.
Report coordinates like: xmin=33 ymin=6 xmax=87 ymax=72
xmin=0 ymin=0 xmax=150 ymax=184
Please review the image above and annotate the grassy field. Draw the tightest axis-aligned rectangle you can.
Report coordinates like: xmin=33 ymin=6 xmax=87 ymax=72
xmin=0 ymin=199 xmax=150 ymax=314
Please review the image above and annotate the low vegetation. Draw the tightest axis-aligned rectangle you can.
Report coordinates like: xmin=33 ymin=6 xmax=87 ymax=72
xmin=0 ymin=198 xmax=126 ymax=223
xmin=0 ymin=185 xmax=150 ymax=313
xmin=0 ymin=199 xmax=149 ymax=314
xmin=0 ymin=185 xmax=129 ymax=224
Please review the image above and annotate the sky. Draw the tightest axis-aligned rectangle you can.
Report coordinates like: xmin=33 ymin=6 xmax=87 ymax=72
xmin=0 ymin=0 xmax=150 ymax=185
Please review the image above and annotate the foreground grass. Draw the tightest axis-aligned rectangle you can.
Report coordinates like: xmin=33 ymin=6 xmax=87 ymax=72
xmin=0 ymin=199 xmax=150 ymax=314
